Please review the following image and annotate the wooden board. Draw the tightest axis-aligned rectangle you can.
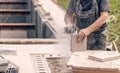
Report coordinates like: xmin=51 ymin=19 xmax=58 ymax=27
xmin=70 ymin=34 xmax=87 ymax=52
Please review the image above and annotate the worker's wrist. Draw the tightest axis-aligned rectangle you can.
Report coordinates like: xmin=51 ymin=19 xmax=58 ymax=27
xmin=87 ymin=27 xmax=93 ymax=34
xmin=82 ymin=28 xmax=91 ymax=36
xmin=66 ymin=22 xmax=72 ymax=26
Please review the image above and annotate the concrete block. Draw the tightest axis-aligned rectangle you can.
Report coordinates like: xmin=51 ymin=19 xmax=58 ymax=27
xmin=0 ymin=59 xmax=9 ymax=72
xmin=88 ymin=52 xmax=120 ymax=62
xmin=70 ymin=34 xmax=87 ymax=52
xmin=67 ymin=51 xmax=120 ymax=73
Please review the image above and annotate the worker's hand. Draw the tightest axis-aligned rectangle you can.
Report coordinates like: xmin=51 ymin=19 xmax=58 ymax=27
xmin=77 ymin=28 xmax=90 ymax=42
xmin=64 ymin=25 xmax=72 ymax=33
xmin=64 ymin=24 xmax=77 ymax=34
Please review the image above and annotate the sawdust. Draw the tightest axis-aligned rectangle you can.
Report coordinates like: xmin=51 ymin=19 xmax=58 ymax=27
xmin=47 ymin=58 xmax=72 ymax=73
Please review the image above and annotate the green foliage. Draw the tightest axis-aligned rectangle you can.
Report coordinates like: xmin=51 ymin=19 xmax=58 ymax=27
xmin=57 ymin=0 xmax=69 ymax=9
xmin=107 ymin=33 xmax=116 ymax=42
xmin=107 ymin=0 xmax=120 ymax=42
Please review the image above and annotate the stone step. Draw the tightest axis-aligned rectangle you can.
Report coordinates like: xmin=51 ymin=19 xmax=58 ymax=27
xmin=0 ymin=38 xmax=57 ymax=44
xmin=0 ymin=9 xmax=30 ymax=13
xmin=0 ymin=23 xmax=34 ymax=26
xmin=0 ymin=1 xmax=27 ymax=4
xmin=0 ymin=23 xmax=34 ymax=29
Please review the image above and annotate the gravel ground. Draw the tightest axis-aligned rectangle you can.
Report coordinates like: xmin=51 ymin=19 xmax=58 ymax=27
xmin=47 ymin=58 xmax=73 ymax=73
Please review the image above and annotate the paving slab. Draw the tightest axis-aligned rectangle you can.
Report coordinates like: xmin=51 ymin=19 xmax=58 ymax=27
xmin=67 ymin=51 xmax=120 ymax=72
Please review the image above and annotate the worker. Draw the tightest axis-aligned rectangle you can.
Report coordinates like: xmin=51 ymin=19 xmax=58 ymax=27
xmin=64 ymin=0 xmax=110 ymax=50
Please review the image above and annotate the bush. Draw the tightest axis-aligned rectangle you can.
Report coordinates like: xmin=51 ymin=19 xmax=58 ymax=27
xmin=56 ymin=0 xmax=69 ymax=9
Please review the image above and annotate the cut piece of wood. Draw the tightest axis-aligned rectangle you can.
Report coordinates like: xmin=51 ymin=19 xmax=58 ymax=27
xmin=70 ymin=34 xmax=87 ymax=52
xmin=88 ymin=52 xmax=120 ymax=62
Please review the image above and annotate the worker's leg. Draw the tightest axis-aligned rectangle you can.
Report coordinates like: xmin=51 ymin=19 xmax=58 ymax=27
xmin=87 ymin=32 xmax=106 ymax=50
xmin=93 ymin=33 xmax=106 ymax=50
xmin=87 ymin=33 xmax=95 ymax=50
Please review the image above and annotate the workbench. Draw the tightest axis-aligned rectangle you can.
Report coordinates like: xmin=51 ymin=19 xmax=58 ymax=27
xmin=67 ymin=51 xmax=120 ymax=73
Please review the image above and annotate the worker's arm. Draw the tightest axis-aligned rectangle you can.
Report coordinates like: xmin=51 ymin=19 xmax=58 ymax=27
xmin=64 ymin=13 xmax=76 ymax=33
xmin=78 ymin=12 xmax=109 ymax=41
xmin=84 ymin=12 xmax=108 ymax=35
xmin=64 ymin=0 xmax=75 ymax=25
xmin=64 ymin=13 xmax=75 ymax=25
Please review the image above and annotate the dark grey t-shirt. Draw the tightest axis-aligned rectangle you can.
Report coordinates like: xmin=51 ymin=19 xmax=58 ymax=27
xmin=67 ymin=0 xmax=110 ymax=15
xmin=66 ymin=0 xmax=110 ymax=31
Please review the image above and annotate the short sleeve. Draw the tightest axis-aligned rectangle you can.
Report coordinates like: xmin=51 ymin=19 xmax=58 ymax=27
xmin=66 ymin=0 xmax=75 ymax=15
xmin=100 ymin=0 xmax=110 ymax=12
